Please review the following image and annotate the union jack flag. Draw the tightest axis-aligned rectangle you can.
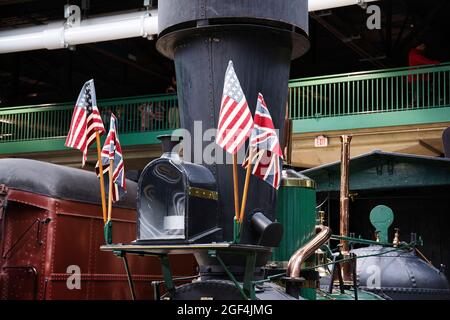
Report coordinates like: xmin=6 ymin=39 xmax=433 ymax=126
xmin=96 ymin=114 xmax=126 ymax=202
xmin=65 ymin=79 xmax=105 ymax=166
xmin=244 ymin=93 xmax=283 ymax=189
xmin=216 ymin=60 xmax=254 ymax=154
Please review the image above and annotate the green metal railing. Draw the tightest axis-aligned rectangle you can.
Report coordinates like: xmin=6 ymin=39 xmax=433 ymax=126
xmin=1 ymin=63 xmax=450 ymax=145
xmin=288 ymin=63 xmax=450 ymax=120
xmin=0 ymin=93 xmax=178 ymax=143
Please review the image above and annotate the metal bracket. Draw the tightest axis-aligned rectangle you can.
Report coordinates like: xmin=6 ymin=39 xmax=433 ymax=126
xmin=114 ymin=251 xmax=136 ymax=300
xmin=64 ymin=5 xmax=81 ymax=27
xmin=2 ymin=217 xmax=50 ymax=259
xmin=159 ymin=254 xmax=176 ymax=297
xmin=243 ymin=253 xmax=257 ymax=300
xmin=210 ymin=250 xmax=257 ymax=300
xmin=188 ymin=187 xmax=218 ymax=201
xmin=328 ymin=254 xmax=345 ymax=294
xmin=357 ymin=0 xmax=368 ymax=10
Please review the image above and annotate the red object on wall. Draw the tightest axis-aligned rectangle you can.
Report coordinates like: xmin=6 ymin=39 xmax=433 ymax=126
xmin=0 ymin=185 xmax=196 ymax=300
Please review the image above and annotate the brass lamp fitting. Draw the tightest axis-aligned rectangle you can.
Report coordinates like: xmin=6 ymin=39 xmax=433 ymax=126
xmin=318 ymin=211 xmax=325 ymax=226
xmin=393 ymin=228 xmax=400 ymax=247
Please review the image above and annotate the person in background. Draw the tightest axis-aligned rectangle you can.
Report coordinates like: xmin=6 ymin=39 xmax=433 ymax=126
xmin=101 ymin=107 xmax=112 ymax=129
xmin=151 ymin=102 xmax=165 ymax=130
xmin=408 ymin=43 xmax=440 ymax=68
xmin=139 ymin=102 xmax=153 ymax=131
xmin=166 ymin=76 xmax=177 ymax=94
xmin=139 ymin=101 xmax=165 ymax=131
xmin=166 ymin=76 xmax=180 ymax=129
xmin=408 ymin=43 xmax=440 ymax=106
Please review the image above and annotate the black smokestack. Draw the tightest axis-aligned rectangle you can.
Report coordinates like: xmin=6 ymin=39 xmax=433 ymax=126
xmin=156 ymin=0 xmax=309 ymax=243
xmin=157 ymin=134 xmax=182 ymax=154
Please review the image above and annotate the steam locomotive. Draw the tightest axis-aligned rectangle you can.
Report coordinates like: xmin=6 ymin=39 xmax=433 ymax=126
xmin=101 ymin=0 xmax=450 ymax=300
xmin=1 ymin=0 xmax=449 ymax=301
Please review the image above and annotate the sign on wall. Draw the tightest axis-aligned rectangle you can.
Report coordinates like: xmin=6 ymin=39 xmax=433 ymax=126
xmin=314 ymin=135 xmax=328 ymax=148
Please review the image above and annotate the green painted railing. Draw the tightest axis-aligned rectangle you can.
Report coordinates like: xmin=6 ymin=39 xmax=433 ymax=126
xmin=0 ymin=93 xmax=179 ymax=143
xmin=1 ymin=63 xmax=450 ymax=147
xmin=288 ymin=63 xmax=450 ymax=120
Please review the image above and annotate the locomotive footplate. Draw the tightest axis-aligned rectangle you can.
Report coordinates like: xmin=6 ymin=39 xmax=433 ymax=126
xmin=100 ymin=243 xmax=271 ymax=300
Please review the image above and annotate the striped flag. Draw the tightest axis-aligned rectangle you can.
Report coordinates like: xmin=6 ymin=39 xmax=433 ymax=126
xmin=96 ymin=114 xmax=126 ymax=202
xmin=250 ymin=93 xmax=283 ymax=157
xmin=245 ymin=149 xmax=282 ymax=190
xmin=65 ymin=79 xmax=105 ymax=166
xmin=244 ymin=93 xmax=283 ymax=189
xmin=216 ymin=61 xmax=254 ymax=154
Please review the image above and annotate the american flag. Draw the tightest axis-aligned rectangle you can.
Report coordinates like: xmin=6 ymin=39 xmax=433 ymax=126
xmin=216 ymin=61 xmax=254 ymax=154
xmin=65 ymin=79 xmax=105 ymax=166
xmin=96 ymin=114 xmax=126 ymax=202
xmin=244 ymin=93 xmax=283 ymax=189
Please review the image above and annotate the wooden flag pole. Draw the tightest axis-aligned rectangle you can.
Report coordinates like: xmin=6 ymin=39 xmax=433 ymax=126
xmin=232 ymin=153 xmax=240 ymax=221
xmin=95 ymin=132 xmax=107 ymax=224
xmin=232 ymin=153 xmax=241 ymax=243
xmin=104 ymin=158 xmax=114 ymax=245
xmin=107 ymin=158 xmax=114 ymax=222
xmin=239 ymin=147 xmax=255 ymax=223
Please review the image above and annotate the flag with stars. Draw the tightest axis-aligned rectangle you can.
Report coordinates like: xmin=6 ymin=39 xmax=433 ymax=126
xmin=215 ymin=60 xmax=254 ymax=155
xmin=243 ymin=93 xmax=283 ymax=190
xmin=65 ymin=79 xmax=105 ymax=166
xmin=95 ymin=114 xmax=126 ymax=202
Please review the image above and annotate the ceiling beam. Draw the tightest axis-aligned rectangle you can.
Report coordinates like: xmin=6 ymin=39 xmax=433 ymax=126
xmin=311 ymin=12 xmax=387 ymax=68
xmin=85 ymin=43 xmax=170 ymax=82
xmin=397 ymin=0 xmax=449 ymax=51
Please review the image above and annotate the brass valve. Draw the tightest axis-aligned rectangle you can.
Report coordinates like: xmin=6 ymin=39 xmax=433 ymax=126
xmin=393 ymin=228 xmax=400 ymax=247
xmin=375 ymin=231 xmax=380 ymax=243
xmin=349 ymin=192 xmax=359 ymax=202
xmin=318 ymin=211 xmax=325 ymax=226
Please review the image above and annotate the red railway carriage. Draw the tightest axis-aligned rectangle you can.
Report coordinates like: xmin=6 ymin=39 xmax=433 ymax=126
xmin=0 ymin=158 xmax=196 ymax=300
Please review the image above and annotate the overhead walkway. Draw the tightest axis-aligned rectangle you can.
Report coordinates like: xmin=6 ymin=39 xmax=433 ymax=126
xmin=289 ymin=63 xmax=450 ymax=167
xmin=0 ymin=94 xmax=178 ymax=169
xmin=1 ymin=63 xmax=449 ymax=168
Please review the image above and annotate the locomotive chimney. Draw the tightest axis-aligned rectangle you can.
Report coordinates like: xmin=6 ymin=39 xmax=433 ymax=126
xmin=157 ymin=134 xmax=182 ymax=158
xmin=155 ymin=0 xmax=310 ymax=244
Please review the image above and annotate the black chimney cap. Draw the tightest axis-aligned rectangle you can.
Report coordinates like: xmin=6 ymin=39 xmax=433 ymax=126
xmin=157 ymin=134 xmax=183 ymax=153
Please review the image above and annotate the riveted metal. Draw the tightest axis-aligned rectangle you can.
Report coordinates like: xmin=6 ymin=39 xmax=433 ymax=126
xmin=188 ymin=187 xmax=218 ymax=201
xmin=281 ymin=178 xmax=315 ymax=189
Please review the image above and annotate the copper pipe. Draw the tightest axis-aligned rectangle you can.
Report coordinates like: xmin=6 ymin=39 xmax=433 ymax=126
xmin=339 ymin=135 xmax=353 ymax=282
xmin=339 ymin=135 xmax=352 ymax=254
xmin=286 ymin=225 xmax=332 ymax=278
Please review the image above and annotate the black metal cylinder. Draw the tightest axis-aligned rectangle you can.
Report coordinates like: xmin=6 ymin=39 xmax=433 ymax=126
xmin=156 ymin=0 xmax=309 ymax=244
xmin=157 ymin=134 xmax=182 ymax=154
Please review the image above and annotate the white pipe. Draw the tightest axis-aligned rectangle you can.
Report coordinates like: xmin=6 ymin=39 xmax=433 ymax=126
xmin=309 ymin=0 xmax=379 ymax=12
xmin=0 ymin=10 xmax=158 ymax=54
xmin=0 ymin=1 xmax=379 ymax=54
